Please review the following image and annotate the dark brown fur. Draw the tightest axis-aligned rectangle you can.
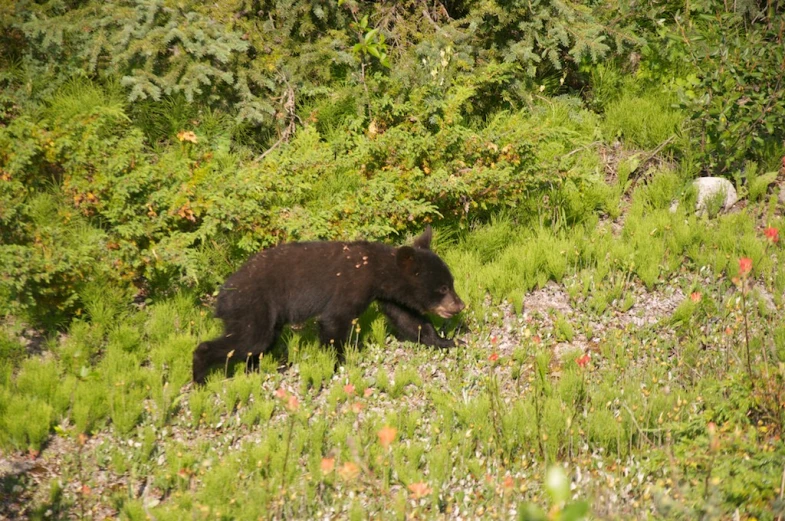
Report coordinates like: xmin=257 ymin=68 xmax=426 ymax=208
xmin=193 ymin=227 xmax=464 ymax=383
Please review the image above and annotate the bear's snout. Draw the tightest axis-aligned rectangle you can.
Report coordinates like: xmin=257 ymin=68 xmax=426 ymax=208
xmin=433 ymin=292 xmax=465 ymax=318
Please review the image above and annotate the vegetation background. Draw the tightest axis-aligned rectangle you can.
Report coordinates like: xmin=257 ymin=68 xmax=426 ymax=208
xmin=1 ymin=0 xmax=784 ymax=519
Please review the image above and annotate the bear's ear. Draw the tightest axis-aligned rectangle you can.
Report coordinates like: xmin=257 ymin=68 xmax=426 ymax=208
xmin=412 ymin=226 xmax=432 ymax=250
xmin=396 ymin=246 xmax=417 ymax=273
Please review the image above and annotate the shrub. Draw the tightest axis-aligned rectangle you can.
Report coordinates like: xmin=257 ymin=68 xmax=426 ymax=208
xmin=0 ymin=394 xmax=53 ymax=451
xmin=638 ymin=3 xmax=785 ymax=174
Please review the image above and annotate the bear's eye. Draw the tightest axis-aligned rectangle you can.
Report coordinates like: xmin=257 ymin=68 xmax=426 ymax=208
xmin=438 ymin=285 xmax=449 ymax=295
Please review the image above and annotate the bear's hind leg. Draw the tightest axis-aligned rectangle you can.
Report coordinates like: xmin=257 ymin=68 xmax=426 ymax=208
xmin=194 ymin=318 xmax=278 ymax=384
xmin=244 ymin=324 xmax=282 ymax=375
xmin=193 ymin=335 xmax=239 ymax=384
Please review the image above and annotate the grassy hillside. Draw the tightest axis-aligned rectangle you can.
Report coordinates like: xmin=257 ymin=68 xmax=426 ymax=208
xmin=1 ymin=0 xmax=785 ymax=519
xmin=2 ymin=172 xmax=785 ymax=519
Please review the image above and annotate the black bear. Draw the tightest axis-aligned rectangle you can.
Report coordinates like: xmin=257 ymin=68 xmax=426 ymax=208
xmin=193 ymin=226 xmax=465 ymax=383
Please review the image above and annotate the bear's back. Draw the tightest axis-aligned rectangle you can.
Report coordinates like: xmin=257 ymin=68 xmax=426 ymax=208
xmin=215 ymin=240 xmax=394 ymax=322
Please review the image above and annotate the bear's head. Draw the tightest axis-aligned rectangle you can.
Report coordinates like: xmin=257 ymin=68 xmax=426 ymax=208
xmin=396 ymin=227 xmax=465 ymax=318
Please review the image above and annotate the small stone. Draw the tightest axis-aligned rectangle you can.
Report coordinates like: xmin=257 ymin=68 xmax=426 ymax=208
xmin=693 ymin=177 xmax=737 ymax=213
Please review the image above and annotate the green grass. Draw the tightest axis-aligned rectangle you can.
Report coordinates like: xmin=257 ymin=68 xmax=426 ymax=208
xmin=602 ymin=89 xmax=684 ymax=149
xmin=2 ymin=170 xmax=785 ymax=519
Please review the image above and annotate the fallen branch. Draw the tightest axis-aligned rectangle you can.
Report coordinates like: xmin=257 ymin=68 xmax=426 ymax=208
xmin=254 ymin=77 xmax=297 ymax=163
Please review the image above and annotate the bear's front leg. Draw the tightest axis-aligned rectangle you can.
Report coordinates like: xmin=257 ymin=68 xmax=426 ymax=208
xmin=318 ymin=316 xmax=356 ymax=362
xmin=379 ymin=301 xmax=456 ymax=348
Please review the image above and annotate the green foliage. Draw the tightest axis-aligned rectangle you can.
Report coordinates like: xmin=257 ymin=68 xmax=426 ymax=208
xmin=458 ymin=0 xmax=621 ymax=78
xmin=0 ymin=329 xmax=25 ymax=369
xmin=602 ymin=89 xmax=683 ymax=149
xmin=643 ymin=3 xmax=785 ymax=174
xmin=293 ymin=338 xmax=336 ymax=394
xmin=107 ymin=381 xmax=147 ymax=436
xmin=350 ymin=15 xmax=390 ymax=69
xmin=71 ymin=377 xmax=109 ymax=435
xmin=519 ymin=466 xmax=590 ymax=520
xmin=746 ymin=164 xmax=779 ymax=203
xmin=0 ymin=393 xmax=53 ymax=450
xmin=554 ymin=312 xmax=575 ymax=342
xmin=1 ymin=171 xmax=784 ymax=517
xmin=2 ymin=0 xmax=626 ymax=137
xmin=390 ymin=365 xmax=422 ymax=399
xmin=189 ymin=385 xmax=213 ymax=428
xmin=0 ymin=0 xmax=690 ymax=327
xmin=3 ymin=2 xmax=785 ymax=518
xmin=1 ymin=73 xmax=612 ymax=323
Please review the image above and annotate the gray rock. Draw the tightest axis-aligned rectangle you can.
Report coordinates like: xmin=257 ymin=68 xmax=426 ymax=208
xmin=693 ymin=177 xmax=738 ymax=212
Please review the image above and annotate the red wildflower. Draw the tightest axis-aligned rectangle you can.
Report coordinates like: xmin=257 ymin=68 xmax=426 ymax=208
xmin=764 ymin=227 xmax=779 ymax=243
xmin=690 ymin=292 xmax=702 ymax=302
xmin=338 ymin=462 xmax=360 ymax=481
xmin=408 ymin=482 xmax=431 ymax=498
xmin=576 ymin=354 xmax=591 ymax=368
xmin=377 ymin=426 xmax=397 ymax=449
xmin=320 ymin=457 xmax=335 ymax=474
xmin=739 ymin=257 xmax=753 ymax=276
xmin=488 ymin=352 xmax=499 ymax=362
xmin=707 ymin=422 xmax=720 ymax=452
xmin=286 ymin=395 xmax=300 ymax=412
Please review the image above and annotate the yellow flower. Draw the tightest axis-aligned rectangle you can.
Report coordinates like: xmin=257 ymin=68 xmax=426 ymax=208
xmin=177 ymin=130 xmax=198 ymax=144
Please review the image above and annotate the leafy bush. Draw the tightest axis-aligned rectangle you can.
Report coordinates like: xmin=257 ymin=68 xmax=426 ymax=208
xmin=637 ymin=2 xmax=785 ymax=174
xmin=1 ymin=73 xmax=611 ymax=324
xmin=3 ymin=0 xmax=627 ymax=135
